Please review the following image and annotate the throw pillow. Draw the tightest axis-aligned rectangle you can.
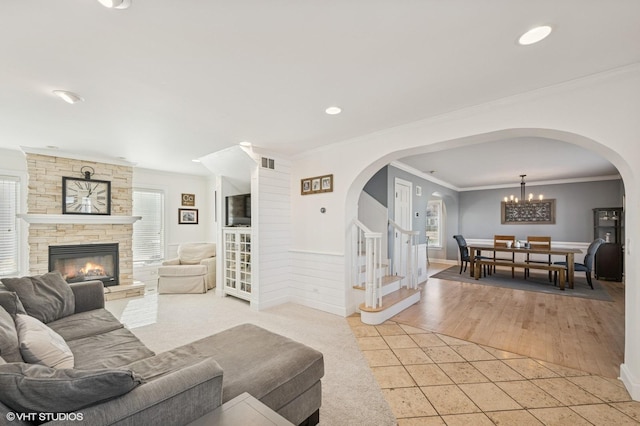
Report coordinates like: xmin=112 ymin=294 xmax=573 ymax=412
xmin=0 ymin=363 xmax=144 ymax=414
xmin=0 ymin=356 xmax=5 ymax=365
xmin=15 ymin=314 xmax=74 ymax=369
xmin=1 ymin=272 xmax=75 ymax=323
xmin=0 ymin=291 xmax=27 ymax=316
xmin=0 ymin=307 xmax=23 ymax=363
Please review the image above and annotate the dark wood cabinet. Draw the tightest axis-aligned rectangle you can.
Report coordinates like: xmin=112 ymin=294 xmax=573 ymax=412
xmin=593 ymin=207 xmax=623 ymax=281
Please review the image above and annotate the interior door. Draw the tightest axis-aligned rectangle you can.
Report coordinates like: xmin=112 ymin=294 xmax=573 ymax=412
xmin=393 ymin=178 xmax=412 ymax=276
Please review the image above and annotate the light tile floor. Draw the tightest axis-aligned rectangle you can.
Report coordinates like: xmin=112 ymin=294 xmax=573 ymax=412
xmin=347 ymin=315 xmax=640 ymax=425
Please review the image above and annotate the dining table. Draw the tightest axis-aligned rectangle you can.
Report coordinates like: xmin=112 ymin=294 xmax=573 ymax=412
xmin=467 ymin=243 xmax=584 ymax=289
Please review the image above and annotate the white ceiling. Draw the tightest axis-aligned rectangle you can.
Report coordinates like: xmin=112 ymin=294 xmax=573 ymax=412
xmin=397 ymin=137 xmax=620 ymax=190
xmin=1 ymin=1 xmax=638 ymax=185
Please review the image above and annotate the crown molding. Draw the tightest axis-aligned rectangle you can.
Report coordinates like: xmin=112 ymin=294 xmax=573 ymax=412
xmin=20 ymin=146 xmax=137 ymax=167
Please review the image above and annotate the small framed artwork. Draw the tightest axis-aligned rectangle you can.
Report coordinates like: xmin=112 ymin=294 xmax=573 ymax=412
xmin=301 ymin=174 xmax=334 ymax=195
xmin=301 ymin=179 xmax=312 ymax=194
xmin=321 ymin=175 xmax=333 ymax=192
xmin=181 ymin=193 xmax=195 ymax=206
xmin=178 ymin=208 xmax=198 ymax=224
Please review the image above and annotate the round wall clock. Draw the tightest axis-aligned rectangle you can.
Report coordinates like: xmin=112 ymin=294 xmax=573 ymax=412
xmin=62 ymin=177 xmax=112 ymax=215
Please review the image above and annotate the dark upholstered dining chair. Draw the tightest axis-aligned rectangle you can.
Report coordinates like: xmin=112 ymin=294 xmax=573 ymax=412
xmin=553 ymin=238 xmax=605 ymax=289
xmin=453 ymin=235 xmax=490 ymax=277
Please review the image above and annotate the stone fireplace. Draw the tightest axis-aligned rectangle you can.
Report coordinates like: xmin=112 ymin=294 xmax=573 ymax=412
xmin=49 ymin=243 xmax=119 ymax=287
xmin=22 ymin=152 xmax=137 ymax=289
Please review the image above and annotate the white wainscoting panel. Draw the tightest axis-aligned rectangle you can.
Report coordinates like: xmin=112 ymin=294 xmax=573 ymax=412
xmin=290 ymin=250 xmax=347 ymax=317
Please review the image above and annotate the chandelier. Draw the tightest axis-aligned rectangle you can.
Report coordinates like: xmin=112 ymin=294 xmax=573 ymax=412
xmin=503 ymin=175 xmax=543 ymax=203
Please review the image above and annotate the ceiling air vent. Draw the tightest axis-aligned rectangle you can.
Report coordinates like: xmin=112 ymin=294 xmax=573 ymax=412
xmin=261 ymin=157 xmax=275 ymax=169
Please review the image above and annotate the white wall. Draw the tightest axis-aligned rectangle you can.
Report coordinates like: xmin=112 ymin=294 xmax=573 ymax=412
xmin=132 ymin=168 xmax=215 ymax=258
xmin=252 ymin=153 xmax=292 ymax=310
xmin=290 ymin=65 xmax=640 ymax=399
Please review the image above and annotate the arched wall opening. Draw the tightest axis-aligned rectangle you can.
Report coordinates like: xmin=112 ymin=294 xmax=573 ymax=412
xmin=344 ymin=127 xmax=636 ymax=396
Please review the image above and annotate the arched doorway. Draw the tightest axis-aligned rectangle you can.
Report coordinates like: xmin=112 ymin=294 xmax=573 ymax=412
xmin=344 ymin=128 xmax=635 ymax=395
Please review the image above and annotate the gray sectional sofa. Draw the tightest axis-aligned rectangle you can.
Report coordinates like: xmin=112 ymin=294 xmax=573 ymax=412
xmin=0 ymin=273 xmax=324 ymax=425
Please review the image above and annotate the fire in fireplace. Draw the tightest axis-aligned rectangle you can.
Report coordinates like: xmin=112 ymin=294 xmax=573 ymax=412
xmin=49 ymin=243 xmax=119 ymax=287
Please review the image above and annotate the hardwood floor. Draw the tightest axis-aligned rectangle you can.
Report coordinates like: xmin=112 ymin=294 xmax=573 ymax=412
xmin=392 ymin=263 xmax=625 ymax=379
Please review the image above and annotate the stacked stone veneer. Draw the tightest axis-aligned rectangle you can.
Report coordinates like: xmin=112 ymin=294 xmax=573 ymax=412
xmin=25 ymin=154 xmax=134 ymax=286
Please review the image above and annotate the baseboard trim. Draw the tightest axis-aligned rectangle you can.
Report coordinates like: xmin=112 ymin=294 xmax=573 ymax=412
xmin=251 ymin=294 xmax=290 ymax=311
xmin=289 ymin=296 xmax=347 ymax=317
xmin=620 ymin=363 xmax=640 ymax=401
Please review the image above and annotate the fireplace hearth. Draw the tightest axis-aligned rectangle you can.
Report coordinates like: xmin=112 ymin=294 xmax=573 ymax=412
xmin=49 ymin=243 xmax=119 ymax=287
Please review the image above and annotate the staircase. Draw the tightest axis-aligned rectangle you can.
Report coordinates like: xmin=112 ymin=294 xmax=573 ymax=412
xmin=352 ymin=219 xmax=421 ymax=325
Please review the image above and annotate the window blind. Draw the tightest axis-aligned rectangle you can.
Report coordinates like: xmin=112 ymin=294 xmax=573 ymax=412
xmin=0 ymin=176 xmax=19 ymax=276
xmin=132 ymin=189 xmax=165 ymax=263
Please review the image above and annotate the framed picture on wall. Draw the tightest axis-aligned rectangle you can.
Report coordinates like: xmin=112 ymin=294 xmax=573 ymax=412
xmin=181 ymin=193 xmax=195 ymax=206
xmin=178 ymin=208 xmax=198 ymax=224
xmin=301 ymin=174 xmax=334 ymax=195
xmin=321 ymin=175 xmax=333 ymax=192
xmin=301 ymin=179 xmax=312 ymax=194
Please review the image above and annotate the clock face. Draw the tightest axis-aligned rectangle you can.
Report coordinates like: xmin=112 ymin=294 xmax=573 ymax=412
xmin=62 ymin=177 xmax=111 ymax=215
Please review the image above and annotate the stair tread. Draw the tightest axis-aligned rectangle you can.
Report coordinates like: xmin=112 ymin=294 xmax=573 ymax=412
xmin=358 ymin=264 xmax=389 ymax=273
xmin=353 ymin=275 xmax=403 ymax=290
xmin=359 ymin=288 xmax=420 ymax=312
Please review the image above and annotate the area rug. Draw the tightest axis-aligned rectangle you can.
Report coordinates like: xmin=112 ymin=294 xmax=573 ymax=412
xmin=430 ymin=265 xmax=612 ymax=301
xmin=106 ymin=291 xmax=396 ymax=426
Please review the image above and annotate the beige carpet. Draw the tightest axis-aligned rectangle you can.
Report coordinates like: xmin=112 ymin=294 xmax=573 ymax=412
xmin=106 ymin=290 xmax=396 ymax=426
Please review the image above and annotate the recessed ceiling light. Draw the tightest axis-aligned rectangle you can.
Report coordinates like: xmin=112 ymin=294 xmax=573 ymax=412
xmin=97 ymin=0 xmax=131 ymax=9
xmin=192 ymin=159 xmax=201 ymax=163
xmin=52 ymin=90 xmax=84 ymax=104
xmin=518 ymin=25 xmax=552 ymax=45
xmin=239 ymin=141 xmax=252 ymax=147
xmin=325 ymin=106 xmax=342 ymax=115
xmin=46 ymin=145 xmax=59 ymax=150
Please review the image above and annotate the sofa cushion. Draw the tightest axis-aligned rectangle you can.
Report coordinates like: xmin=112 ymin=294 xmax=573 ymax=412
xmin=125 ymin=345 xmax=212 ymax=382
xmin=68 ymin=328 xmax=155 ymax=370
xmin=178 ymin=243 xmax=216 ymax=264
xmin=15 ymin=314 xmax=74 ymax=369
xmin=1 ymin=272 xmax=75 ymax=323
xmin=0 ymin=307 xmax=22 ymax=363
xmin=48 ymin=308 xmax=124 ymax=341
xmin=0 ymin=363 xmax=143 ymax=414
xmin=158 ymin=264 xmax=207 ymax=277
xmin=174 ymin=324 xmax=324 ymax=412
xmin=0 ymin=291 xmax=26 ymax=317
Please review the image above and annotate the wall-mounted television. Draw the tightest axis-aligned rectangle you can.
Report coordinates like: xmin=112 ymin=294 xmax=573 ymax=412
xmin=225 ymin=193 xmax=251 ymax=226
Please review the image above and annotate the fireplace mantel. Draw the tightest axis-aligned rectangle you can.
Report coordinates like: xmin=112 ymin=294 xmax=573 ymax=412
xmin=17 ymin=214 xmax=141 ymax=225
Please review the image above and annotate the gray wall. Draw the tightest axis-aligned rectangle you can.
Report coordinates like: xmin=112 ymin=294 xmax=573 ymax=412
xmin=364 ymin=168 xmax=624 ymax=261
xmin=363 ymin=165 xmax=460 ymax=260
xmin=363 ymin=167 xmax=388 ymax=207
xmin=459 ymin=180 xmax=624 ymax=243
